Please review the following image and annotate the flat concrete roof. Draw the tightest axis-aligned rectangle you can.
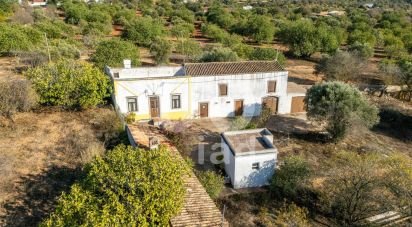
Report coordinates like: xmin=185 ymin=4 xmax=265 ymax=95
xmin=222 ymin=128 xmax=277 ymax=156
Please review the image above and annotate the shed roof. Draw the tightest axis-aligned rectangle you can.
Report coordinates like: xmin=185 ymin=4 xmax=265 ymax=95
xmin=183 ymin=61 xmax=284 ymax=76
xmin=222 ymin=128 xmax=277 ymax=156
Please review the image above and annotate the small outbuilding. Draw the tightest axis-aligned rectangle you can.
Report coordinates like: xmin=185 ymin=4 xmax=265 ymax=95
xmin=221 ymin=128 xmax=277 ymax=189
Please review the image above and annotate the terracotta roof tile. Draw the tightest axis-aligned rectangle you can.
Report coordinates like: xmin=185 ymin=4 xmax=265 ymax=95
xmin=184 ymin=61 xmax=284 ymax=76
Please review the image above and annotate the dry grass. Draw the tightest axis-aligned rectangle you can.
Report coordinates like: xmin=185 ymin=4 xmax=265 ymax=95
xmin=0 ymin=107 xmax=122 ymax=226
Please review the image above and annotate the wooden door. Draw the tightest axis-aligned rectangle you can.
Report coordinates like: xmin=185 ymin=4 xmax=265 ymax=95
xmin=262 ymin=96 xmax=278 ymax=114
xmin=149 ymin=96 xmax=160 ymax=118
xmin=199 ymin=102 xmax=208 ymax=118
xmin=234 ymin=100 xmax=244 ymax=116
xmin=291 ymin=96 xmax=306 ymax=113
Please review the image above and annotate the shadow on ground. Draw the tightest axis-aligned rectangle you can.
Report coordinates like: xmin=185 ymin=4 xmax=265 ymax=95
xmin=0 ymin=165 xmax=81 ymax=227
xmin=373 ymin=108 xmax=412 ymax=142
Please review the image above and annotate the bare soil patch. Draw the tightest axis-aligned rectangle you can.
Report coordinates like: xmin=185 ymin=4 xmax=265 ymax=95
xmin=0 ymin=107 xmax=122 ymax=226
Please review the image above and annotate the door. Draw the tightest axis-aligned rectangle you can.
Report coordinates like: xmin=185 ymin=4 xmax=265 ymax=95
xmin=234 ymin=100 xmax=244 ymax=116
xmin=262 ymin=96 xmax=278 ymax=114
xmin=291 ymin=96 xmax=306 ymax=113
xmin=199 ymin=102 xmax=208 ymax=118
xmin=149 ymin=96 xmax=160 ymax=118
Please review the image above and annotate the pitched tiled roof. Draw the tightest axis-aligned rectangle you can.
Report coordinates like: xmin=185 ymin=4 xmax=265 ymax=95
xmin=184 ymin=61 xmax=284 ymax=76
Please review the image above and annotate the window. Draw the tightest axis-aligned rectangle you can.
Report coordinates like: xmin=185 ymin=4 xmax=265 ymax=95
xmin=127 ymin=97 xmax=138 ymax=112
xmin=171 ymin=94 xmax=181 ymax=109
xmin=113 ymin=72 xmax=120 ymax=78
xmin=267 ymin=80 xmax=277 ymax=93
xmin=219 ymin=84 xmax=228 ymax=96
xmin=252 ymin=162 xmax=260 ymax=170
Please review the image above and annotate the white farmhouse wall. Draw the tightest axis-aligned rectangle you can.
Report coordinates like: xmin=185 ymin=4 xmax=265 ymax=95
xmin=222 ymin=135 xmax=277 ymax=189
xmin=232 ymin=153 xmax=276 ymax=189
xmin=190 ymin=72 xmax=289 ymax=117
xmin=221 ymin=138 xmax=236 ymax=185
xmin=114 ymin=77 xmax=190 ymax=119
xmin=107 ymin=65 xmax=292 ymax=119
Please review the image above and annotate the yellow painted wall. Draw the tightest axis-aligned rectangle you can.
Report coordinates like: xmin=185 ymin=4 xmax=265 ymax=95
xmin=133 ymin=113 xmax=151 ymax=121
xmin=161 ymin=111 xmax=190 ymax=120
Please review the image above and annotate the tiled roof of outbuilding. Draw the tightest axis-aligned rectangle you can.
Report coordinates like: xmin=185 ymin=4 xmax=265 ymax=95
xmin=183 ymin=61 xmax=284 ymax=76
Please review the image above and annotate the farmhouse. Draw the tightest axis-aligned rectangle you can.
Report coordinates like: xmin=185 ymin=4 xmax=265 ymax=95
xmin=106 ymin=60 xmax=306 ymax=121
xmin=221 ymin=128 xmax=277 ymax=189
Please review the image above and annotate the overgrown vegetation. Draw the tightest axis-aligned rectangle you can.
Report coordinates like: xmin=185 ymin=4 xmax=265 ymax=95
xmin=42 ymin=145 xmax=188 ymax=226
xmin=305 ymin=82 xmax=379 ymax=141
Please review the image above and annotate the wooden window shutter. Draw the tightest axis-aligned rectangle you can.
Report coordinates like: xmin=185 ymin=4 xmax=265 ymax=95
xmin=268 ymin=81 xmax=276 ymax=93
xmin=219 ymin=84 xmax=228 ymax=96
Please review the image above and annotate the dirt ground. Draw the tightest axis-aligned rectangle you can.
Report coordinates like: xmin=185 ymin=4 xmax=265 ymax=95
xmin=168 ymin=95 xmax=412 ymax=226
xmin=0 ymin=108 xmax=121 ymax=226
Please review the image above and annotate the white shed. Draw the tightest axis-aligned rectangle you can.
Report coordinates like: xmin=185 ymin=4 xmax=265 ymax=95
xmin=221 ymin=128 xmax=277 ymax=189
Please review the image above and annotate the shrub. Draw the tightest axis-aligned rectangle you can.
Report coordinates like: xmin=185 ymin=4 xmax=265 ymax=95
xmin=273 ymin=203 xmax=310 ymax=227
xmin=92 ymin=39 xmax=140 ymax=69
xmin=150 ymin=37 xmax=172 ymax=65
xmin=42 ymin=145 xmax=188 ymax=226
xmin=125 ymin=112 xmax=137 ymax=124
xmin=175 ymin=39 xmax=202 ymax=60
xmin=196 ymin=170 xmax=224 ymax=199
xmin=0 ymin=80 xmax=38 ymax=119
xmin=305 ymin=82 xmax=379 ymax=141
xmin=316 ymin=51 xmax=365 ymax=82
xmin=25 ymin=60 xmax=111 ymax=109
xmin=270 ymin=156 xmax=311 ymax=198
xmin=199 ymin=47 xmax=239 ymax=62
xmin=348 ymin=42 xmax=374 ymax=59
xmin=0 ymin=24 xmax=42 ymax=55
xmin=49 ymin=40 xmax=81 ymax=60
xmin=230 ymin=116 xmax=250 ymax=130
xmin=249 ymin=48 xmax=286 ymax=65
xmin=171 ymin=21 xmax=195 ymax=39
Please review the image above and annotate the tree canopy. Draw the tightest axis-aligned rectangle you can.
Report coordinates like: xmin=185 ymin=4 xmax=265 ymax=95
xmin=42 ymin=145 xmax=188 ymax=226
xmin=122 ymin=17 xmax=167 ymax=47
xmin=305 ymin=82 xmax=379 ymax=140
xmin=92 ymin=39 xmax=140 ymax=69
xmin=25 ymin=60 xmax=111 ymax=109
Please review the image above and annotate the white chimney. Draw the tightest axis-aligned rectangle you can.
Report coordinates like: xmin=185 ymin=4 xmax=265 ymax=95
xmin=123 ymin=59 xmax=131 ymax=69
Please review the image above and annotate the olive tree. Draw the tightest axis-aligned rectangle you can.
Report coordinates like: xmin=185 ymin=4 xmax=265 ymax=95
xmin=150 ymin=37 xmax=172 ymax=65
xmin=42 ymin=145 xmax=188 ymax=226
xmin=122 ymin=17 xmax=167 ymax=47
xmin=92 ymin=39 xmax=140 ymax=69
xmin=199 ymin=47 xmax=239 ymax=62
xmin=25 ymin=60 xmax=110 ymax=109
xmin=305 ymin=82 xmax=379 ymax=141
xmin=316 ymin=51 xmax=365 ymax=82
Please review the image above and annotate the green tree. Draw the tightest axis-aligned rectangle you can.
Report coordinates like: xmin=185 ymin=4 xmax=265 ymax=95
xmin=199 ymin=47 xmax=239 ymax=62
xmin=150 ymin=37 xmax=171 ymax=65
xmin=175 ymin=39 xmax=202 ymax=60
xmin=348 ymin=42 xmax=374 ymax=59
xmin=123 ymin=17 xmax=166 ymax=47
xmin=270 ymin=156 xmax=311 ymax=198
xmin=92 ymin=39 xmax=140 ymax=69
xmin=25 ymin=60 xmax=110 ymax=109
xmin=279 ymin=20 xmax=319 ymax=57
xmin=0 ymin=24 xmax=42 ymax=55
xmin=196 ymin=170 xmax=224 ymax=200
xmin=246 ymin=15 xmax=275 ymax=44
xmin=42 ymin=145 xmax=188 ymax=226
xmin=305 ymin=82 xmax=379 ymax=141
xmin=171 ymin=21 xmax=195 ymax=39
xmin=249 ymin=48 xmax=286 ymax=65
xmin=206 ymin=4 xmax=235 ymax=29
